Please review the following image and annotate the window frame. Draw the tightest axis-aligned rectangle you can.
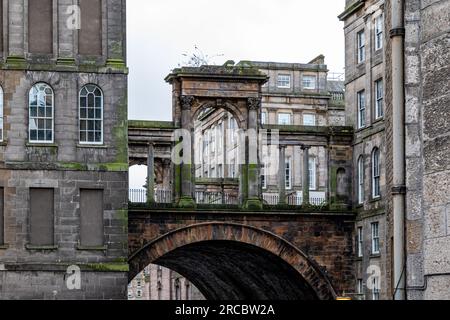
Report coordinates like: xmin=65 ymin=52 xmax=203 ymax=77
xmin=277 ymin=74 xmax=291 ymax=88
xmin=79 ymin=84 xmax=104 ymax=145
xmin=372 ymin=148 xmax=381 ymax=199
xmin=357 ymin=226 xmax=364 ymax=258
xmin=375 ymin=15 xmax=383 ymax=51
xmin=303 ymin=113 xmax=316 ymax=126
xmin=302 ymin=75 xmax=317 ymax=90
xmin=357 ymin=30 xmax=366 ymax=63
xmin=29 ymin=83 xmax=55 ymax=144
xmin=375 ymin=79 xmax=384 ymax=119
xmin=278 ymin=113 xmax=292 ymax=125
xmin=357 ymin=90 xmax=366 ymax=129
xmin=371 ymin=222 xmax=380 ymax=255
xmin=357 ymin=156 xmax=365 ymax=204
xmin=261 ymin=111 xmax=267 ymax=125
xmin=309 ymin=157 xmax=317 ymax=191
xmin=372 ymin=276 xmax=380 ymax=300
xmin=285 ymin=157 xmax=292 ymax=190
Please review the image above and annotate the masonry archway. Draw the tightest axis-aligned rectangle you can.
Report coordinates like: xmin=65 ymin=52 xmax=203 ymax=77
xmin=128 ymin=223 xmax=337 ymax=300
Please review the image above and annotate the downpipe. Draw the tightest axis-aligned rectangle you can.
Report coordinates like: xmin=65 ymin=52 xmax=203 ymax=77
xmin=390 ymin=0 xmax=406 ymax=300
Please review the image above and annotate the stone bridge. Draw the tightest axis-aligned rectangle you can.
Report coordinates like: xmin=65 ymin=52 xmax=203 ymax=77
xmin=126 ymin=63 xmax=355 ymax=300
xmin=128 ymin=207 xmax=355 ymax=300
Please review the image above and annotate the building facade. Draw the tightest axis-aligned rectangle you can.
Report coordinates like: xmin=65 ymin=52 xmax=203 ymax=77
xmin=192 ymin=57 xmax=346 ymax=206
xmin=0 ymin=0 xmax=129 ymax=299
xmin=339 ymin=0 xmax=387 ymax=300
xmin=128 ymin=265 xmax=205 ymax=300
xmin=340 ymin=0 xmax=450 ymax=300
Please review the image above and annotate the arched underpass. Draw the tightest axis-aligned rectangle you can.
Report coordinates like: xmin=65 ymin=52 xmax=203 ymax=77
xmin=128 ymin=223 xmax=338 ymax=300
xmin=154 ymin=240 xmax=318 ymax=300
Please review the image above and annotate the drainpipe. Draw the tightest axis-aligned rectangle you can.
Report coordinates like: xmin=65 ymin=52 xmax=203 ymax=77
xmin=390 ymin=0 xmax=406 ymax=300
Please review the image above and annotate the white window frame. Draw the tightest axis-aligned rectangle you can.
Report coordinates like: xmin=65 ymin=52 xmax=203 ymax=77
xmin=371 ymin=222 xmax=380 ymax=255
xmin=358 ymin=156 xmax=364 ymax=204
xmin=29 ymin=83 xmax=54 ymax=144
xmin=357 ymin=226 xmax=364 ymax=258
xmin=372 ymin=276 xmax=380 ymax=300
xmin=375 ymin=15 xmax=383 ymax=51
xmin=261 ymin=163 xmax=267 ymax=189
xmin=309 ymin=157 xmax=317 ymax=190
xmin=285 ymin=157 xmax=292 ymax=190
xmin=79 ymin=84 xmax=104 ymax=145
xmin=0 ymin=86 xmax=3 ymax=142
xmin=357 ymin=279 xmax=364 ymax=295
xmin=277 ymin=74 xmax=291 ymax=88
xmin=278 ymin=113 xmax=292 ymax=125
xmin=372 ymin=148 xmax=381 ymax=198
xmin=357 ymin=30 xmax=366 ymax=63
xmin=303 ymin=113 xmax=316 ymax=126
xmin=302 ymin=75 xmax=317 ymax=90
xmin=375 ymin=79 xmax=384 ymax=119
xmin=357 ymin=90 xmax=366 ymax=129
xmin=261 ymin=112 xmax=267 ymax=125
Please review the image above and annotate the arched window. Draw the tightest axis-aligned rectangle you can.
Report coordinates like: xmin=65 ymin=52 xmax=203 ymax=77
xmin=29 ymin=83 xmax=54 ymax=143
xmin=357 ymin=156 xmax=364 ymax=204
xmin=0 ymin=86 xmax=4 ymax=142
xmin=79 ymin=85 xmax=103 ymax=144
xmin=372 ymin=148 xmax=381 ymax=198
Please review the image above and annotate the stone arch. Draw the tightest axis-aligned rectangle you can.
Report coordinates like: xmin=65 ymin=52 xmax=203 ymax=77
xmin=128 ymin=222 xmax=337 ymax=300
xmin=191 ymin=100 xmax=247 ymax=130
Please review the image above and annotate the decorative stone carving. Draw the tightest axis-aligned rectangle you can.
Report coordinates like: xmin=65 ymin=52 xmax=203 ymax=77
xmin=180 ymin=95 xmax=195 ymax=110
xmin=247 ymin=97 xmax=262 ymax=111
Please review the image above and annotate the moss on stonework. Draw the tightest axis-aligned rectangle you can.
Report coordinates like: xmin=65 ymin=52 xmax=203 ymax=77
xmin=85 ymin=263 xmax=129 ymax=272
xmin=243 ymin=198 xmax=263 ymax=211
xmin=112 ymin=89 xmax=129 ymax=165
xmin=128 ymin=120 xmax=177 ymax=129
xmin=177 ymin=196 xmax=196 ymax=209
xmin=58 ymin=162 xmax=128 ymax=172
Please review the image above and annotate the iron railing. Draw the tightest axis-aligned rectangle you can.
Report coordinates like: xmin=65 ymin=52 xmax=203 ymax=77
xmin=129 ymin=189 xmax=172 ymax=204
xmin=195 ymin=191 xmax=239 ymax=205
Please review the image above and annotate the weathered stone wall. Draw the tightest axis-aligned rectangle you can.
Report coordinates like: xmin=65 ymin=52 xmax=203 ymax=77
xmin=403 ymin=0 xmax=450 ymax=300
xmin=0 ymin=0 xmax=128 ymax=299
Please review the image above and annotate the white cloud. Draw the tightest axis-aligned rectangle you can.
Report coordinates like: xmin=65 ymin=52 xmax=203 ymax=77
xmin=127 ymin=0 xmax=346 ymax=121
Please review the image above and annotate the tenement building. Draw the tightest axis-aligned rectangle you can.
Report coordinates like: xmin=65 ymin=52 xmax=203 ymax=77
xmin=340 ymin=0 xmax=450 ymax=300
xmin=339 ymin=0 xmax=387 ymax=300
xmin=0 ymin=0 xmax=129 ymax=299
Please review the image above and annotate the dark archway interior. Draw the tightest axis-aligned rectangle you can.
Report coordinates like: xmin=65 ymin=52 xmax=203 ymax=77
xmin=154 ymin=240 xmax=319 ymax=300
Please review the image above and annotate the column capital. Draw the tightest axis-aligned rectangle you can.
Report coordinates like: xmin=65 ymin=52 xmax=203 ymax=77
xmin=279 ymin=145 xmax=287 ymax=150
xmin=180 ymin=95 xmax=195 ymax=110
xmin=301 ymin=145 xmax=311 ymax=151
xmin=247 ymin=97 xmax=262 ymax=111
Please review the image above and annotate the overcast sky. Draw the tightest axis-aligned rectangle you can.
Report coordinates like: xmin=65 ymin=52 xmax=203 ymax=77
xmin=127 ymin=0 xmax=346 ymax=122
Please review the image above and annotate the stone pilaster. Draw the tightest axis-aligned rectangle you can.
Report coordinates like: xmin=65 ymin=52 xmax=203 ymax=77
xmin=278 ymin=145 xmax=287 ymax=205
xmin=302 ymin=145 xmax=311 ymax=206
xmin=147 ymin=143 xmax=155 ymax=204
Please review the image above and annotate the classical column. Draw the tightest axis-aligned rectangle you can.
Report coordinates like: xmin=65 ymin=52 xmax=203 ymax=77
xmin=243 ymin=97 xmax=263 ymax=210
xmin=302 ymin=145 xmax=311 ymax=206
xmin=147 ymin=143 xmax=155 ymax=204
xmin=278 ymin=145 xmax=287 ymax=205
xmin=178 ymin=95 xmax=196 ymax=208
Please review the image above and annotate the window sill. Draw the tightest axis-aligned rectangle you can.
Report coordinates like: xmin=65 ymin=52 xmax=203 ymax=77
xmin=373 ymin=117 xmax=384 ymax=125
xmin=26 ymin=143 xmax=58 ymax=148
xmin=0 ymin=244 xmax=10 ymax=250
xmin=370 ymin=197 xmax=382 ymax=203
xmin=354 ymin=256 xmax=363 ymax=261
xmin=76 ymin=245 xmax=107 ymax=251
xmin=25 ymin=245 xmax=58 ymax=251
xmin=77 ymin=144 xmax=108 ymax=149
xmin=370 ymin=253 xmax=381 ymax=259
xmin=0 ymin=141 xmax=7 ymax=147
